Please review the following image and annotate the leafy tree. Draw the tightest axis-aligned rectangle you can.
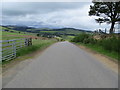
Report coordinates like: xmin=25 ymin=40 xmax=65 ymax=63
xmin=89 ymin=2 xmax=120 ymax=34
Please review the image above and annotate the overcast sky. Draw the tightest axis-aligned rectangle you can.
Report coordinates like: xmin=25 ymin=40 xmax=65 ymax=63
xmin=1 ymin=2 xmax=112 ymax=31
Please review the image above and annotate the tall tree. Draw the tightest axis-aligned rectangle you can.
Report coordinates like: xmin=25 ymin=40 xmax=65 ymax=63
xmin=89 ymin=2 xmax=120 ymax=34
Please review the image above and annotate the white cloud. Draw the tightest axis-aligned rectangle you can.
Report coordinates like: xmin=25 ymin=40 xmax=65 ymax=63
xmin=25 ymin=4 xmax=104 ymax=30
xmin=2 ymin=2 xmax=111 ymax=31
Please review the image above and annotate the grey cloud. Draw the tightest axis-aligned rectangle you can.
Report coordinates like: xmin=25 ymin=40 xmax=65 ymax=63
xmin=1 ymin=2 xmax=109 ymax=31
xmin=2 ymin=2 xmax=90 ymax=16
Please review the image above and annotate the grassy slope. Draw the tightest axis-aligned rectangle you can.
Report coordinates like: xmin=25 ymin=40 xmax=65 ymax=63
xmin=2 ymin=31 xmax=36 ymax=40
xmin=40 ymin=29 xmax=83 ymax=34
xmin=0 ymin=26 xmax=36 ymax=40
xmin=62 ymin=35 xmax=75 ymax=41
xmin=40 ymin=31 xmax=58 ymax=33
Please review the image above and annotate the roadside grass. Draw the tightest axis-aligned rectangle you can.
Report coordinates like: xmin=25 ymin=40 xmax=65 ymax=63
xmin=17 ymin=39 xmax=56 ymax=57
xmin=71 ymin=33 xmax=119 ymax=61
xmin=77 ymin=43 xmax=119 ymax=61
xmin=2 ymin=39 xmax=56 ymax=65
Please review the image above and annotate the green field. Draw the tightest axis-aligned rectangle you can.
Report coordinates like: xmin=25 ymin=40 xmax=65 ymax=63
xmin=0 ymin=26 xmax=36 ymax=40
xmin=2 ymin=31 xmax=36 ymax=40
xmin=40 ymin=31 xmax=58 ymax=33
xmin=61 ymin=35 xmax=75 ymax=41
xmin=40 ymin=29 xmax=83 ymax=35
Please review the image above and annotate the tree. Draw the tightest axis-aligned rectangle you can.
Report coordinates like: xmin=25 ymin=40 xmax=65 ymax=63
xmin=36 ymin=33 xmax=40 ymax=37
xmin=89 ymin=2 xmax=120 ymax=34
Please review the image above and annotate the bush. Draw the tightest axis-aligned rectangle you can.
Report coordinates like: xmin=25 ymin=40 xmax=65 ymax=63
xmin=83 ymin=38 xmax=97 ymax=44
xmin=72 ymin=34 xmax=120 ymax=54
xmin=83 ymin=38 xmax=90 ymax=44
xmin=72 ymin=33 xmax=90 ymax=43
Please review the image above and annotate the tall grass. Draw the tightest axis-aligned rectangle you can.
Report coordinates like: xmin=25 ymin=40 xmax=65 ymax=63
xmin=71 ymin=33 xmax=119 ymax=60
xmin=97 ymin=37 xmax=120 ymax=53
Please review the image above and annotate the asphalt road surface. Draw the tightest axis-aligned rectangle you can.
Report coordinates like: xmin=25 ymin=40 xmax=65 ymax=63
xmin=3 ymin=41 xmax=118 ymax=88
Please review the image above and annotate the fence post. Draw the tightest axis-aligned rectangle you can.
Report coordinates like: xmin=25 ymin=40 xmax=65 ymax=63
xmin=25 ymin=38 xmax=28 ymax=46
xmin=25 ymin=38 xmax=32 ymax=46
xmin=29 ymin=38 xmax=32 ymax=46
xmin=28 ymin=38 xmax=30 ymax=46
xmin=13 ymin=40 xmax=16 ymax=58
xmin=20 ymin=39 xmax=23 ymax=48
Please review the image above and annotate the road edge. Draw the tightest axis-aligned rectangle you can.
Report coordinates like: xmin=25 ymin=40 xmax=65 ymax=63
xmin=72 ymin=42 xmax=118 ymax=73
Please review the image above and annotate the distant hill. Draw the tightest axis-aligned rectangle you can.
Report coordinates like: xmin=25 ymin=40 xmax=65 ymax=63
xmin=1 ymin=25 xmax=35 ymax=32
xmin=1 ymin=25 xmax=93 ymax=36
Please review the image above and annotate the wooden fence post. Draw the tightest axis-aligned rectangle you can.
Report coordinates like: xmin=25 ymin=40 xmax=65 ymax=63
xmin=29 ymin=38 xmax=32 ymax=46
xmin=28 ymin=38 xmax=30 ymax=46
xmin=25 ymin=38 xmax=28 ymax=46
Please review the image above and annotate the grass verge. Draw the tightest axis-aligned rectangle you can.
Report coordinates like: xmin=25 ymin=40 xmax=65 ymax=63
xmin=76 ymin=43 xmax=119 ymax=61
xmin=2 ymin=39 xmax=56 ymax=65
xmin=17 ymin=39 xmax=56 ymax=57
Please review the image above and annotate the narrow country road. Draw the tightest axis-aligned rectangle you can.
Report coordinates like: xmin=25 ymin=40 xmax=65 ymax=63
xmin=3 ymin=41 xmax=118 ymax=88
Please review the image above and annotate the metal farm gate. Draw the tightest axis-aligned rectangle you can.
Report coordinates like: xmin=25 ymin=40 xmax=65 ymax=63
xmin=0 ymin=38 xmax=32 ymax=61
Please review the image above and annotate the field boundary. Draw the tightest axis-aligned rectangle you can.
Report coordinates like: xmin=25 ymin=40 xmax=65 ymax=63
xmin=72 ymin=42 xmax=118 ymax=73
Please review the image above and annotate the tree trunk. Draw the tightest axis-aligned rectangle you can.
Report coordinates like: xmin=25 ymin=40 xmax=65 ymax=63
xmin=109 ymin=22 xmax=115 ymax=34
